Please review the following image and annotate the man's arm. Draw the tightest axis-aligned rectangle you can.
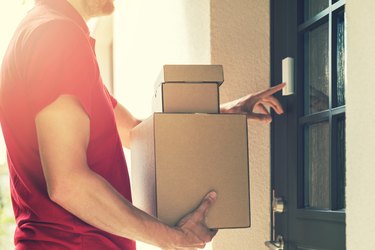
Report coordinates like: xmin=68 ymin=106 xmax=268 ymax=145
xmin=35 ymin=95 xmax=216 ymax=249
xmin=113 ymin=83 xmax=286 ymax=148
xmin=114 ymin=103 xmax=142 ymax=149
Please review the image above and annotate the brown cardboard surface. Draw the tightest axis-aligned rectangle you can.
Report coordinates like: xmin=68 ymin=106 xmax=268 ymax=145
xmin=130 ymin=113 xmax=250 ymax=229
xmin=153 ymin=82 xmax=220 ymax=113
xmin=156 ymin=65 xmax=224 ymax=85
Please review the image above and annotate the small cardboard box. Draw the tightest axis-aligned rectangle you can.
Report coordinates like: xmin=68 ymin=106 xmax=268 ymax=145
xmin=130 ymin=113 xmax=250 ymax=229
xmin=156 ymin=64 xmax=224 ymax=84
xmin=152 ymin=82 xmax=220 ymax=113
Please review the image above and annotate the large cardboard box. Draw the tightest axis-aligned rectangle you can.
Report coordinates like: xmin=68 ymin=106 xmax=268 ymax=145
xmin=152 ymin=82 xmax=220 ymax=113
xmin=130 ymin=113 xmax=250 ymax=229
xmin=156 ymin=64 xmax=224 ymax=84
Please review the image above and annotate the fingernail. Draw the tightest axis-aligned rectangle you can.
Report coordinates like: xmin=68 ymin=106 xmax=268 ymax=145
xmin=208 ymin=191 xmax=217 ymax=199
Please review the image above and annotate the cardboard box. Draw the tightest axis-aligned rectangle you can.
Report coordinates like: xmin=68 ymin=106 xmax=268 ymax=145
xmin=152 ymin=82 xmax=220 ymax=113
xmin=130 ymin=113 xmax=250 ymax=229
xmin=156 ymin=65 xmax=224 ymax=84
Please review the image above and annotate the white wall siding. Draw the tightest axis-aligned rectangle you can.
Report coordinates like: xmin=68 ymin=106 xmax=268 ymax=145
xmin=346 ymin=0 xmax=375 ymax=249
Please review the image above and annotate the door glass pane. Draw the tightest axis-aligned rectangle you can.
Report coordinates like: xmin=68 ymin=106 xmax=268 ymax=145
xmin=304 ymin=121 xmax=330 ymax=209
xmin=336 ymin=11 xmax=345 ymax=107
xmin=304 ymin=0 xmax=329 ymax=20
xmin=304 ymin=22 xmax=329 ymax=114
xmin=337 ymin=117 xmax=346 ymax=209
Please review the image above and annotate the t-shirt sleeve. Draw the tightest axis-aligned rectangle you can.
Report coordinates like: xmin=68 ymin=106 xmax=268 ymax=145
xmin=103 ymin=85 xmax=118 ymax=108
xmin=25 ymin=20 xmax=97 ymax=118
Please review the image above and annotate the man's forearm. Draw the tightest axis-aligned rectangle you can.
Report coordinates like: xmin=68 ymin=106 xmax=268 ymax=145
xmin=114 ymin=103 xmax=142 ymax=148
xmin=50 ymin=165 xmax=179 ymax=249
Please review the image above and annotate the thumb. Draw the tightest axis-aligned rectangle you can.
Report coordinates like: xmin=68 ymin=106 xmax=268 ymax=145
xmin=195 ymin=191 xmax=217 ymax=218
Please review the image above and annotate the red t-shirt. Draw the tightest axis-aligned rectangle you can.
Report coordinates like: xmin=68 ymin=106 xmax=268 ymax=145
xmin=0 ymin=0 xmax=135 ymax=249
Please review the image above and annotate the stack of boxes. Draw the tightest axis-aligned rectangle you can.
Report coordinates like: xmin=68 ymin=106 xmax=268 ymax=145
xmin=130 ymin=65 xmax=250 ymax=229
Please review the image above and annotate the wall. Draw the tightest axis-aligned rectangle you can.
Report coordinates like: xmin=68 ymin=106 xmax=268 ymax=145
xmin=113 ymin=0 xmax=271 ymax=249
xmin=112 ymin=1 xmax=211 ymax=249
xmin=113 ymin=0 xmax=210 ymax=119
xmin=90 ymin=16 xmax=114 ymax=92
xmin=346 ymin=0 xmax=375 ymax=249
xmin=211 ymin=0 xmax=271 ymax=249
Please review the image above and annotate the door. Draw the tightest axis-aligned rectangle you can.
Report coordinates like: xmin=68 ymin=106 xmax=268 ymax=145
xmin=270 ymin=0 xmax=346 ymax=249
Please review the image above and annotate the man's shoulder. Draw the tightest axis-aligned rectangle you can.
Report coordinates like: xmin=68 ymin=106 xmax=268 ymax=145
xmin=18 ymin=6 xmax=87 ymax=47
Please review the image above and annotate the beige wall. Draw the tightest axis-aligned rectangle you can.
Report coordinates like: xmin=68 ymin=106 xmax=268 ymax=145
xmin=211 ymin=0 xmax=271 ymax=249
xmin=346 ymin=0 xmax=375 ymax=249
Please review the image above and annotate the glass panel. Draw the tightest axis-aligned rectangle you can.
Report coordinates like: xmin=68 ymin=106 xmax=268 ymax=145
xmin=304 ymin=121 xmax=330 ymax=209
xmin=337 ymin=117 xmax=346 ymax=209
xmin=304 ymin=22 xmax=329 ymax=114
xmin=304 ymin=0 xmax=329 ymax=20
xmin=336 ymin=11 xmax=345 ymax=107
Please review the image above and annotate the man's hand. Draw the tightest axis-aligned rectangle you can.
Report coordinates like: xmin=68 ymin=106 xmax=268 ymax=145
xmin=168 ymin=191 xmax=218 ymax=250
xmin=220 ymin=82 xmax=286 ymax=123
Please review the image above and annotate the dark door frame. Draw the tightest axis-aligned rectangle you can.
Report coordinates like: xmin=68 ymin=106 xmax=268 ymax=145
xmin=270 ymin=0 xmax=298 ymax=243
xmin=270 ymin=0 xmax=346 ymax=249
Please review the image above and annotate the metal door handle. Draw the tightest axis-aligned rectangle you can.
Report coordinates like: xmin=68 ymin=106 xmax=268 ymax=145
xmin=265 ymin=235 xmax=284 ymax=250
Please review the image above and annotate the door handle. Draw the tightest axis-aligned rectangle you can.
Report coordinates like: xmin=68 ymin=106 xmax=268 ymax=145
xmin=265 ymin=235 xmax=284 ymax=250
xmin=266 ymin=191 xmax=286 ymax=249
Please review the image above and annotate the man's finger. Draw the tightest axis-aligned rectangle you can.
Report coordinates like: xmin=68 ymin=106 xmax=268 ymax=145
xmin=195 ymin=191 xmax=217 ymax=218
xmin=259 ymin=97 xmax=284 ymax=114
xmin=247 ymin=113 xmax=272 ymax=123
xmin=255 ymin=82 xmax=286 ymax=99
xmin=198 ymin=226 xmax=218 ymax=243
xmin=209 ymin=228 xmax=219 ymax=238
xmin=254 ymin=103 xmax=270 ymax=115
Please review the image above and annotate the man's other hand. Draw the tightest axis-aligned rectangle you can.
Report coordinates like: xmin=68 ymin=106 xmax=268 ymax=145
xmin=221 ymin=82 xmax=286 ymax=123
xmin=170 ymin=191 xmax=218 ymax=250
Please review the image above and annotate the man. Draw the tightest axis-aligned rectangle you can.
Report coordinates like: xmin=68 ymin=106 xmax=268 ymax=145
xmin=0 ymin=0 xmax=285 ymax=249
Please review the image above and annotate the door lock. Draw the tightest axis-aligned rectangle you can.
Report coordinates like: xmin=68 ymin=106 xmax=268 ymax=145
xmin=272 ymin=196 xmax=285 ymax=213
xmin=265 ymin=235 xmax=284 ymax=250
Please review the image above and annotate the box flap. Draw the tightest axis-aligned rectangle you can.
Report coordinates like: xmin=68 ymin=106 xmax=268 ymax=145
xmin=155 ymin=65 xmax=224 ymax=89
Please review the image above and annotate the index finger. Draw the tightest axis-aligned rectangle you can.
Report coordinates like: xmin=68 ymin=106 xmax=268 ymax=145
xmin=255 ymin=82 xmax=286 ymax=99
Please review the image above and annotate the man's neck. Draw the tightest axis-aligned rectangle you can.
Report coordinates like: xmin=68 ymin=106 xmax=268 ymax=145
xmin=66 ymin=0 xmax=90 ymax=21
